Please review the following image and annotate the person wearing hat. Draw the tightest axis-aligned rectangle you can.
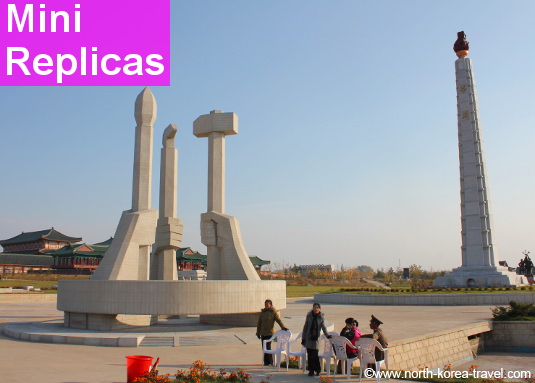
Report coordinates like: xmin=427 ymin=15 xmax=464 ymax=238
xmin=362 ymin=315 xmax=388 ymax=362
xmin=257 ymin=299 xmax=289 ymax=366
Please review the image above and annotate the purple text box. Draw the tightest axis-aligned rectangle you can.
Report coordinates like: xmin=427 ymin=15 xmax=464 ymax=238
xmin=0 ymin=0 xmax=170 ymax=86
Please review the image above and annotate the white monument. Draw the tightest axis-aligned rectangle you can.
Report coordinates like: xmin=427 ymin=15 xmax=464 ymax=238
xmin=92 ymin=87 xmax=159 ymax=281
xmin=151 ymin=124 xmax=182 ymax=281
xmin=435 ymin=33 xmax=525 ymax=288
xmin=194 ymin=111 xmax=260 ymax=281
xmin=58 ymin=89 xmax=285 ymax=330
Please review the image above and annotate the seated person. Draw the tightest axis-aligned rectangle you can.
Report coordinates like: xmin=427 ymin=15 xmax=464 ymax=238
xmin=361 ymin=315 xmax=388 ymax=363
xmin=337 ymin=317 xmax=361 ymax=373
xmin=340 ymin=317 xmax=361 ymax=358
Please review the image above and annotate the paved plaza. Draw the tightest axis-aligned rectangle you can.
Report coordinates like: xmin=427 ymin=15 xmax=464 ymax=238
xmin=0 ymin=296 xmax=534 ymax=383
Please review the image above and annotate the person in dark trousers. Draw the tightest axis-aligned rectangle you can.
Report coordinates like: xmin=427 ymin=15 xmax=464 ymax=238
xmin=361 ymin=315 xmax=389 ymax=368
xmin=301 ymin=302 xmax=331 ymax=376
xmin=256 ymin=299 xmax=288 ymax=366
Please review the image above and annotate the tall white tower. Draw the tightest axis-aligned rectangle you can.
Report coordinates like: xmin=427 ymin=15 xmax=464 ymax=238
xmin=435 ymin=32 xmax=523 ymax=287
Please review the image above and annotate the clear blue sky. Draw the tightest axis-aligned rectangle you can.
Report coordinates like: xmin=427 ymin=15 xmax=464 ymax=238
xmin=1 ymin=1 xmax=534 ymax=270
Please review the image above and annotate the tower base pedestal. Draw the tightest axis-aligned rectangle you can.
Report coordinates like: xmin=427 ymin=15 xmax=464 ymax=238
xmin=434 ymin=266 xmax=527 ymax=287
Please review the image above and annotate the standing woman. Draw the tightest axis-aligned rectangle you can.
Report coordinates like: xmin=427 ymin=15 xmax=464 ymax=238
xmin=301 ymin=302 xmax=331 ymax=376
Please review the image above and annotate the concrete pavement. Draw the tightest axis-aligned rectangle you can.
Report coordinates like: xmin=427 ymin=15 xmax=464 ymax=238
xmin=0 ymin=296 xmax=533 ymax=383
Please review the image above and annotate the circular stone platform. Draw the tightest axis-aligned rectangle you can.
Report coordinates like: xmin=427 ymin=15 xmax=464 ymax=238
xmin=2 ymin=316 xmax=334 ymax=347
xmin=58 ymin=279 xmax=287 ymax=329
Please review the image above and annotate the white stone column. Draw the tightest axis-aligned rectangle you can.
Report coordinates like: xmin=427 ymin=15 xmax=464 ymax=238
xmin=194 ymin=111 xmax=260 ymax=281
xmin=92 ymin=88 xmax=158 ymax=281
xmin=132 ymin=87 xmax=156 ymax=212
xmin=152 ymin=124 xmax=182 ymax=280
xmin=208 ymin=132 xmax=225 ymax=213
xmin=159 ymin=124 xmax=179 ymax=218
xmin=456 ymin=57 xmax=496 ymax=267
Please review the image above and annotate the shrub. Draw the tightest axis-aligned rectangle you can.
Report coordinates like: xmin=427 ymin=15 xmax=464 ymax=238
xmin=134 ymin=360 xmax=251 ymax=383
xmin=280 ymin=356 xmax=300 ymax=369
xmin=491 ymin=301 xmax=535 ymax=321
xmin=410 ymin=279 xmax=433 ymax=290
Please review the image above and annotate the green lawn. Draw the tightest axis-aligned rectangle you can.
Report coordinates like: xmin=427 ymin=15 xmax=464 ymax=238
xmin=0 ymin=276 xmax=90 ymax=290
xmin=2 ymin=282 xmax=337 ymax=296
xmin=287 ymin=285 xmax=535 ymax=297
xmin=387 ymin=281 xmax=411 ymax=289
xmin=286 ymin=285 xmax=343 ymax=297
xmin=335 ymin=287 xmax=535 ymax=295
xmin=2 ymin=278 xmax=533 ymax=297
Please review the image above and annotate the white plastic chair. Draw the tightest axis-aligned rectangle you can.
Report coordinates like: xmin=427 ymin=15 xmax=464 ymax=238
xmin=288 ymin=332 xmax=307 ymax=373
xmin=262 ymin=329 xmax=292 ymax=371
xmin=318 ymin=331 xmax=339 ymax=376
xmin=357 ymin=338 xmax=389 ymax=383
xmin=331 ymin=336 xmax=359 ymax=379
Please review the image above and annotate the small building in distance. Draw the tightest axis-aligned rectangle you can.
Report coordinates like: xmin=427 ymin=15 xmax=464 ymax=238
xmin=294 ymin=264 xmax=335 ymax=277
xmin=0 ymin=228 xmax=82 ymax=255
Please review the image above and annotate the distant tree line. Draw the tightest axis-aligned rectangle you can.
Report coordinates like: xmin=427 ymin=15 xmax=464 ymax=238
xmin=260 ymin=263 xmax=446 ymax=287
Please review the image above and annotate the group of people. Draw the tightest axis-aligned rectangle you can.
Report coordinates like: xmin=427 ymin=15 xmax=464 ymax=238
xmin=257 ymin=300 xmax=388 ymax=377
xmin=518 ymin=254 xmax=534 ymax=276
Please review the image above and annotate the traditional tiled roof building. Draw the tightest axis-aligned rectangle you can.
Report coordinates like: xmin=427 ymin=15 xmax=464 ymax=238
xmin=176 ymin=247 xmax=207 ymax=270
xmin=0 ymin=253 xmax=54 ymax=274
xmin=0 ymin=228 xmax=82 ymax=254
xmin=248 ymin=256 xmax=270 ymax=270
xmin=176 ymin=247 xmax=270 ymax=271
xmin=46 ymin=240 xmax=111 ymax=274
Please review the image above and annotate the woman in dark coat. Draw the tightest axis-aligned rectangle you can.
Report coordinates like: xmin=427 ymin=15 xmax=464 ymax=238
xmin=301 ymin=302 xmax=331 ymax=376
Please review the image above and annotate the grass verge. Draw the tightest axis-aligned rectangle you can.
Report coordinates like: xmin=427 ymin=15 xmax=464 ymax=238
xmin=0 ymin=275 xmax=90 ymax=290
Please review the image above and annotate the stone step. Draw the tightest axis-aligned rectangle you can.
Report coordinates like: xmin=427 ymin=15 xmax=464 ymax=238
xmin=140 ymin=336 xmax=174 ymax=347
xmin=178 ymin=336 xmax=220 ymax=346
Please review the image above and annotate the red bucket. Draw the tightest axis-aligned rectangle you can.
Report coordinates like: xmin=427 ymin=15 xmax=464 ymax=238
xmin=126 ymin=355 xmax=154 ymax=383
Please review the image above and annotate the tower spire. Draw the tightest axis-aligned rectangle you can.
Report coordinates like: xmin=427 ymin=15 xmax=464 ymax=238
xmin=435 ymin=33 xmax=524 ymax=287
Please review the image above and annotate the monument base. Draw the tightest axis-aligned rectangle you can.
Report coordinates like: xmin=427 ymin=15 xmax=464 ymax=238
xmin=200 ymin=312 xmax=260 ymax=326
xmin=64 ymin=312 xmax=157 ymax=330
xmin=58 ymin=280 xmax=286 ymax=330
xmin=434 ymin=266 xmax=527 ymax=287
xmin=178 ymin=270 xmax=207 ymax=280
